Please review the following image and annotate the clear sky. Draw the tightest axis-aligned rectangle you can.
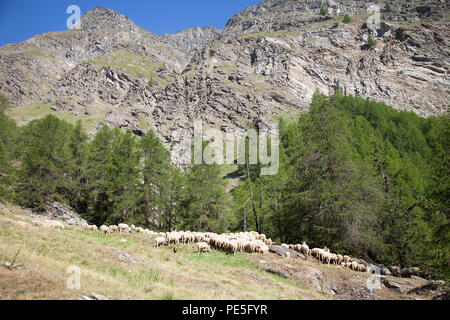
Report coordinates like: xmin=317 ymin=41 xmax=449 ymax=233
xmin=0 ymin=0 xmax=262 ymax=46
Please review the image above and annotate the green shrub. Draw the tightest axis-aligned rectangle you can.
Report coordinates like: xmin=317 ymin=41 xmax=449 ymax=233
xmin=148 ymin=76 xmax=154 ymax=87
xmin=385 ymin=2 xmax=392 ymax=13
xmin=343 ymin=14 xmax=351 ymax=23
xmin=320 ymin=8 xmax=328 ymax=16
xmin=367 ymin=34 xmax=375 ymax=49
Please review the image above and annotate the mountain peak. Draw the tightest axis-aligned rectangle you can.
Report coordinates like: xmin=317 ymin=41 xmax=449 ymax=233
xmin=80 ymin=7 xmax=137 ymax=32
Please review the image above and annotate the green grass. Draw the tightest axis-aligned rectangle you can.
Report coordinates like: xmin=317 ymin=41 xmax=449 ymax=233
xmin=275 ymin=107 xmax=302 ymax=124
xmin=89 ymin=50 xmax=165 ymax=85
xmin=239 ymin=29 xmax=299 ymax=40
xmin=6 ymin=101 xmax=109 ymax=133
xmin=24 ymin=50 xmax=52 ymax=58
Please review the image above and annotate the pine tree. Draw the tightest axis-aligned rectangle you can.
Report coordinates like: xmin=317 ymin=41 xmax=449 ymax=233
xmin=16 ymin=115 xmax=73 ymax=210
xmin=139 ymin=130 xmax=185 ymax=230
xmin=63 ymin=120 xmax=88 ymax=211
xmin=181 ymin=141 xmax=232 ymax=232
xmin=0 ymin=112 xmax=16 ymax=200
xmin=85 ymin=126 xmax=141 ymax=225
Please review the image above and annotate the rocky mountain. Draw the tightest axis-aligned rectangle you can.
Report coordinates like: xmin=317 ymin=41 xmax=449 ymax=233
xmin=0 ymin=1 xmax=448 ymax=163
xmin=161 ymin=26 xmax=222 ymax=57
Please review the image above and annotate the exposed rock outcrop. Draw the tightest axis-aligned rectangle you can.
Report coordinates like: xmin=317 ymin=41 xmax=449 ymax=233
xmin=0 ymin=1 xmax=448 ymax=165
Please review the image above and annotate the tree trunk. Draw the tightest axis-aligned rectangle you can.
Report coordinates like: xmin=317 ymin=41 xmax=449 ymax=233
xmin=244 ymin=202 xmax=248 ymax=232
xmin=259 ymin=177 xmax=263 ymax=234
xmin=246 ymin=163 xmax=259 ymax=233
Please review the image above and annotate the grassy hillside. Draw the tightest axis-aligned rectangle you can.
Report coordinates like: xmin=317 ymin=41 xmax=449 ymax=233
xmin=0 ymin=203 xmax=436 ymax=300
xmin=0 ymin=203 xmax=326 ymax=300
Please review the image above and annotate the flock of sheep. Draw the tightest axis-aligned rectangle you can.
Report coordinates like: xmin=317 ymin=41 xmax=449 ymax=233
xmin=81 ymin=222 xmax=369 ymax=273
xmin=281 ymin=243 xmax=367 ymax=272
xmin=31 ymin=219 xmax=65 ymax=229
xmin=37 ymin=221 xmax=425 ymax=278
xmin=84 ymin=223 xmax=273 ymax=255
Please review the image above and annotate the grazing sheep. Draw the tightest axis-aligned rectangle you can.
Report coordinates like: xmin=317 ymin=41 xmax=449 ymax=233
xmin=228 ymin=240 xmax=239 ymax=255
xmin=388 ymin=266 xmax=401 ymax=277
xmin=155 ymin=237 xmax=166 ymax=248
xmin=166 ymin=232 xmax=181 ymax=244
xmin=202 ymin=237 xmax=211 ymax=244
xmin=285 ymin=252 xmax=290 ymax=258
xmin=330 ymin=253 xmax=338 ymax=265
xmin=244 ymin=241 xmax=257 ymax=253
xmin=85 ymin=225 xmax=97 ymax=232
xmin=343 ymin=255 xmax=351 ymax=263
xmin=118 ymin=223 xmax=130 ymax=233
xmin=311 ymin=248 xmax=323 ymax=261
xmin=45 ymin=220 xmax=64 ymax=229
xmin=401 ymin=267 xmax=421 ymax=278
xmin=193 ymin=232 xmax=205 ymax=243
xmin=322 ymin=251 xmax=332 ymax=264
xmin=108 ymin=225 xmax=118 ymax=234
xmin=143 ymin=229 xmax=154 ymax=236
xmin=281 ymin=243 xmax=289 ymax=249
xmin=100 ymin=225 xmax=109 ymax=235
xmin=136 ymin=227 xmax=144 ymax=233
xmin=301 ymin=242 xmax=311 ymax=256
xmin=254 ymin=242 xmax=269 ymax=255
xmin=197 ymin=242 xmax=210 ymax=253
xmin=383 ymin=268 xmax=392 ymax=276
xmin=257 ymin=244 xmax=270 ymax=255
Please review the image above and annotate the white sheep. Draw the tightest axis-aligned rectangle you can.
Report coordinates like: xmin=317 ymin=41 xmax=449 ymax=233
xmin=100 ymin=225 xmax=109 ymax=235
xmin=108 ymin=225 xmax=118 ymax=234
xmin=155 ymin=237 xmax=166 ymax=248
xmin=166 ymin=232 xmax=181 ymax=244
xmin=301 ymin=242 xmax=311 ymax=256
xmin=256 ymin=243 xmax=269 ymax=255
xmin=118 ymin=223 xmax=130 ymax=233
xmin=136 ymin=227 xmax=144 ymax=233
xmin=45 ymin=220 xmax=64 ymax=229
xmin=196 ymin=242 xmax=210 ymax=253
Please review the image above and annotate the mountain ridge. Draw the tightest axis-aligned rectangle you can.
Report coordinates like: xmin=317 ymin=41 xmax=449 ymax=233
xmin=0 ymin=1 xmax=448 ymax=164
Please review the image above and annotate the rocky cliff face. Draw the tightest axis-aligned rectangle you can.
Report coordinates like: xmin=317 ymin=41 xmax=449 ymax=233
xmin=0 ymin=1 xmax=448 ymax=162
xmin=161 ymin=26 xmax=222 ymax=58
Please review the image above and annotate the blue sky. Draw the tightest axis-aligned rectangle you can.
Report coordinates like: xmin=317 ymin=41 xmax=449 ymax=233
xmin=0 ymin=0 xmax=261 ymax=46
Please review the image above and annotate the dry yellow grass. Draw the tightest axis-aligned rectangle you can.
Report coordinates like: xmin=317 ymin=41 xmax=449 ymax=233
xmin=0 ymin=204 xmax=327 ymax=300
